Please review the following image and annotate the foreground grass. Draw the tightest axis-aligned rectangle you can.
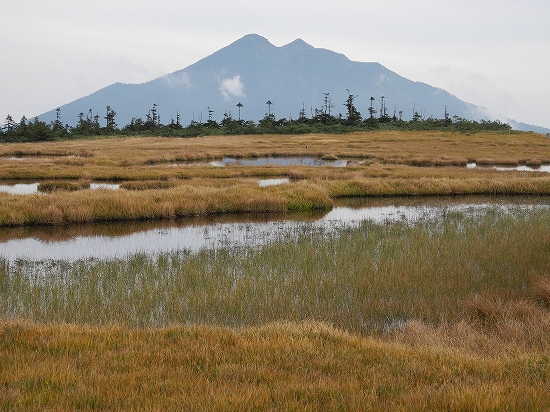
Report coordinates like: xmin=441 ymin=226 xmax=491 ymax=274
xmin=1 ymin=131 xmax=550 ymax=225
xmin=2 ymin=309 xmax=550 ymax=411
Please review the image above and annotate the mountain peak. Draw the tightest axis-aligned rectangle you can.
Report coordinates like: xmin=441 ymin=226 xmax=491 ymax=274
xmin=283 ymin=38 xmax=314 ymax=51
xmin=229 ymin=34 xmax=275 ymax=52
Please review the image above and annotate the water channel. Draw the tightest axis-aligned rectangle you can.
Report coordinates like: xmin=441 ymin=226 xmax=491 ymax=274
xmin=2 ymin=196 xmax=549 ymax=262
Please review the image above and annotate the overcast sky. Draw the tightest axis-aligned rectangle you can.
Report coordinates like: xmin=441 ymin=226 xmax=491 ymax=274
xmin=2 ymin=0 xmax=549 ymax=129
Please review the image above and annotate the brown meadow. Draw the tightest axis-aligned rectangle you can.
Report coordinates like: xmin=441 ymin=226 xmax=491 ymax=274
xmin=1 ymin=130 xmax=550 ymax=226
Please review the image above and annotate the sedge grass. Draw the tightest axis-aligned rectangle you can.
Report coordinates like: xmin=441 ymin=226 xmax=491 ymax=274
xmin=2 ymin=206 xmax=549 ymax=332
xmin=1 ymin=171 xmax=550 ymax=225
xmin=1 ymin=131 xmax=549 ymax=169
xmin=0 ymin=180 xmax=332 ymax=225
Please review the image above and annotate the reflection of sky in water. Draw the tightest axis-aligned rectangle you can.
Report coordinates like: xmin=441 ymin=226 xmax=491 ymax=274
xmin=0 ymin=182 xmax=120 ymax=195
xmin=210 ymin=157 xmax=348 ymax=167
xmin=494 ymin=165 xmax=550 ymax=172
xmin=0 ymin=183 xmax=40 ymax=194
xmin=258 ymin=178 xmax=290 ymax=187
xmin=467 ymin=163 xmax=550 ymax=173
xmin=89 ymin=183 xmax=120 ymax=190
xmin=2 ymin=201 xmax=549 ymax=262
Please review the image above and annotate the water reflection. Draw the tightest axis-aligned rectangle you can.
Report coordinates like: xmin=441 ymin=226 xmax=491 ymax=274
xmin=89 ymin=183 xmax=120 ymax=190
xmin=0 ymin=182 xmax=39 ymax=195
xmin=209 ymin=156 xmax=349 ymax=167
xmin=467 ymin=163 xmax=550 ymax=173
xmin=258 ymin=178 xmax=290 ymax=187
xmin=0 ymin=181 xmax=121 ymax=194
xmin=2 ymin=196 xmax=549 ymax=262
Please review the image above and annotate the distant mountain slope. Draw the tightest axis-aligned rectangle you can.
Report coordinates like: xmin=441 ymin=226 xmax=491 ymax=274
xmin=38 ymin=34 xmax=549 ymax=133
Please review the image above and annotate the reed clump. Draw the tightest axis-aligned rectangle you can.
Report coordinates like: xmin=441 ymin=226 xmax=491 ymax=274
xmin=475 ymin=158 xmax=495 ymax=165
xmin=0 ymin=180 xmax=332 ymax=225
xmin=322 ymin=176 xmax=550 ymax=197
xmin=529 ymin=276 xmax=550 ymax=308
xmin=525 ymin=158 xmax=543 ymax=167
xmin=37 ymin=180 xmax=90 ymax=193
xmin=392 ymin=277 xmax=550 ymax=357
xmin=405 ymin=156 xmax=468 ymax=167
xmin=119 ymin=180 xmax=175 ymax=191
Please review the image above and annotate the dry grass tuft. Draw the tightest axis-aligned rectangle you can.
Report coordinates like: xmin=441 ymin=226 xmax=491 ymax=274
xmin=119 ymin=180 xmax=175 ymax=191
xmin=476 ymin=158 xmax=495 ymax=165
xmin=525 ymin=158 xmax=543 ymax=167
xmin=392 ymin=277 xmax=550 ymax=357
xmin=529 ymin=276 xmax=550 ymax=308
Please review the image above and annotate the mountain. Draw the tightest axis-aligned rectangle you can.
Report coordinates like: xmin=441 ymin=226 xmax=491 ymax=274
xmin=38 ymin=34 xmax=549 ymax=133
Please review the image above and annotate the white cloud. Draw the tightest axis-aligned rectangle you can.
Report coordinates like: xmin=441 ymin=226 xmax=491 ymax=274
xmin=376 ymin=74 xmax=388 ymax=86
xmin=219 ymin=75 xmax=245 ymax=100
xmin=432 ymin=64 xmax=516 ymax=122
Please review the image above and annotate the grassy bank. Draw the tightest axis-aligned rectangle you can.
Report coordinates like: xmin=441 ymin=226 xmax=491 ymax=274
xmin=2 ymin=175 xmax=550 ymax=226
xmin=0 ymin=179 xmax=331 ymax=225
xmin=2 ymin=131 xmax=549 ymax=167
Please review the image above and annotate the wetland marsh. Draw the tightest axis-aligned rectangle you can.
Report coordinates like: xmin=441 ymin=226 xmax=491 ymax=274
xmin=2 ymin=130 xmax=550 ymax=332
xmin=2 ymin=131 xmax=550 ymax=410
xmin=2 ymin=195 xmax=550 ymax=332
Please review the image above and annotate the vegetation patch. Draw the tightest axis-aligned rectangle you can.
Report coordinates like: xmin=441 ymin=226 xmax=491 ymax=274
xmin=37 ymin=180 xmax=90 ymax=193
xmin=119 ymin=180 xmax=176 ymax=191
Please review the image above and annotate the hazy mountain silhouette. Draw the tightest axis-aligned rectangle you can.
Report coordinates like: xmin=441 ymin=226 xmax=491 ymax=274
xmin=38 ymin=34 xmax=549 ymax=133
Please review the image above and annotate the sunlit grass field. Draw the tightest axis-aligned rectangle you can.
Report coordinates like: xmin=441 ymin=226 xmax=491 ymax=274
xmin=2 ymin=131 xmax=550 ymax=410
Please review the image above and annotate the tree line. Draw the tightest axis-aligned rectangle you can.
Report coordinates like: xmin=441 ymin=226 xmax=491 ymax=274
xmin=0 ymin=91 xmax=512 ymax=142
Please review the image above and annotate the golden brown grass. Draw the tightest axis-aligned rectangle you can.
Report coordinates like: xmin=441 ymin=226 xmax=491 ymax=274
xmin=1 ymin=131 xmax=550 ymax=226
xmin=2 ymin=131 xmax=550 ymax=168
xmin=2 ymin=278 xmax=550 ymax=411
xmin=0 ymin=179 xmax=331 ymax=225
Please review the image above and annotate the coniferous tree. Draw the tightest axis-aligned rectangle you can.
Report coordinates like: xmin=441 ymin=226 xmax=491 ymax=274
xmin=236 ymin=102 xmax=243 ymax=121
xmin=4 ymin=114 xmax=15 ymax=132
xmin=368 ymin=97 xmax=377 ymax=119
xmin=104 ymin=106 xmax=117 ymax=131
xmin=265 ymin=101 xmax=274 ymax=120
xmin=344 ymin=90 xmax=361 ymax=125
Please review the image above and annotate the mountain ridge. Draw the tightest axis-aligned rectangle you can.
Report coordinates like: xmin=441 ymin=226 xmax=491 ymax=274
xmin=37 ymin=34 xmax=550 ymax=133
